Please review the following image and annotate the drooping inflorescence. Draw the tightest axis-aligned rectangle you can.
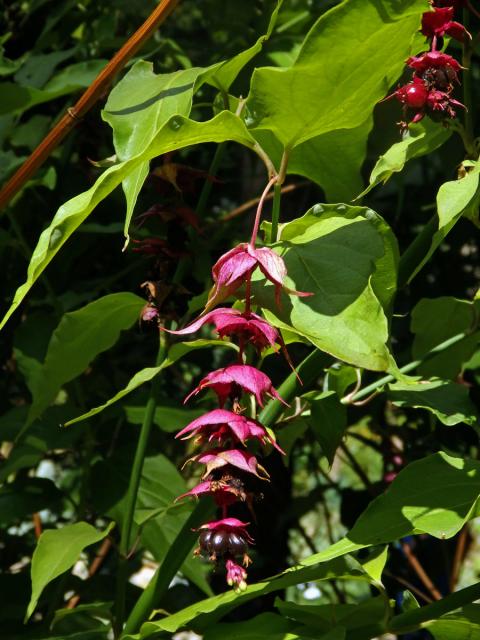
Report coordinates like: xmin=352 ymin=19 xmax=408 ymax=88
xmin=384 ymin=0 xmax=470 ymax=130
xmin=162 ymin=179 xmax=312 ymax=591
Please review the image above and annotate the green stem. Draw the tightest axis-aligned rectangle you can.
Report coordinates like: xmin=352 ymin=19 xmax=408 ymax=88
xmin=397 ymin=216 xmax=437 ymax=287
xmin=196 ymin=142 xmax=227 ymax=219
xmin=389 ymin=580 xmax=480 ymax=634
xmin=269 ymin=183 xmax=282 ymax=244
xmin=347 ymin=332 xmax=470 ymax=404
xmin=122 ymin=499 xmax=214 ymax=636
xmin=114 ymin=332 xmax=168 ymax=637
xmin=259 ymin=349 xmax=331 ymax=428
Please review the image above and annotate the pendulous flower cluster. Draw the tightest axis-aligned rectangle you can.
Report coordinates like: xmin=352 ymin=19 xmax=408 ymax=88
xmin=385 ymin=0 xmax=470 ymax=129
xmin=163 ymin=180 xmax=311 ymax=591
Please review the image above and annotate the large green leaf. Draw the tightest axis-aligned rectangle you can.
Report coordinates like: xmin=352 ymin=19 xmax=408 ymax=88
xmin=254 ymin=204 xmax=398 ymax=371
xmin=0 ymin=111 xmax=256 ymax=331
xmin=254 ymin=118 xmax=371 ymax=202
xmin=247 ymin=0 xmax=425 ymax=149
xmin=411 ymin=297 xmax=480 ymax=379
xmin=139 ymin=452 xmax=480 ymax=635
xmin=26 ymin=521 xmax=114 ymax=621
xmin=388 ymin=378 xmax=478 ymax=427
xmin=407 ymin=162 xmax=480 ymax=282
xmin=348 ymin=452 xmax=480 ymax=543
xmin=64 ymin=339 xmax=237 ymax=426
xmin=360 ymin=119 xmax=452 ymax=197
xmin=27 ymin=293 xmax=144 ymax=424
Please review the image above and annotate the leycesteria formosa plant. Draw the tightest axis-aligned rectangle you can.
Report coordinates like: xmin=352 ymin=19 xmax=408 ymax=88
xmin=161 ymin=179 xmax=311 ymax=591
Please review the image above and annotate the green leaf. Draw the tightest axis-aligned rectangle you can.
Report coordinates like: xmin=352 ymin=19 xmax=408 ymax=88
xmin=103 ymin=63 xmax=203 ymax=160
xmin=358 ymin=545 xmax=388 ymax=585
xmin=139 ymin=555 xmax=370 ymax=636
xmin=64 ymin=339 xmax=237 ymax=426
xmin=388 ymin=378 xmax=479 ymax=426
xmin=426 ymin=604 xmax=480 ymax=640
xmin=411 ymin=297 xmax=480 ymax=379
xmin=27 ymin=293 xmax=145 ymax=425
xmin=26 ymin=521 xmax=114 ymax=621
xmin=408 ymin=163 xmax=480 ymax=282
xmin=308 ymin=391 xmax=347 ymax=466
xmin=253 ymin=204 xmax=398 ymax=372
xmin=0 ymin=34 xmax=25 ymax=76
xmin=247 ymin=0 xmax=425 ymax=149
xmin=0 ymin=60 xmax=107 ymax=115
xmin=289 ymin=118 xmax=372 ymax=202
xmin=359 ymin=119 xmax=452 ymax=197
xmin=125 ymin=404 xmax=204 ymax=433
xmin=203 ymin=612 xmax=311 ymax=640
xmin=51 ymin=601 xmax=113 ymax=629
xmin=0 ymin=111 xmax=255 ymax=331
xmin=276 ymin=596 xmax=388 ymax=634
xmin=324 ymin=363 xmax=359 ymax=397
xmin=348 ymin=452 xmax=480 ymax=543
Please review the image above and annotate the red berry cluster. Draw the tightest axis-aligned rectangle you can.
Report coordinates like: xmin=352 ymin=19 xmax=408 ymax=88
xmin=162 ymin=179 xmax=312 ymax=591
xmin=386 ymin=1 xmax=470 ymax=129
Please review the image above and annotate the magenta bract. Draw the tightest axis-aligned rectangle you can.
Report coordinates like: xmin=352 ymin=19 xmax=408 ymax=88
xmin=184 ymin=364 xmax=287 ymax=408
xmin=176 ymin=479 xmax=244 ymax=506
xmin=206 ymin=243 xmax=312 ymax=310
xmin=421 ymin=7 xmax=470 ymax=42
xmin=185 ymin=448 xmax=270 ymax=479
xmin=175 ymin=408 xmax=284 ymax=452
xmin=407 ymin=50 xmax=462 ymax=75
xmin=163 ymin=307 xmax=278 ymax=348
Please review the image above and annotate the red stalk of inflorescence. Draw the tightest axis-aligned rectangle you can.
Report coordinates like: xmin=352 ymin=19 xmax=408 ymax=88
xmin=161 ymin=180 xmax=312 ymax=590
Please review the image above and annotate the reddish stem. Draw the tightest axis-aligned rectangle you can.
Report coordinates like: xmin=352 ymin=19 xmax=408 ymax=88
xmin=249 ymin=176 xmax=278 ymax=247
xmin=244 ymin=274 xmax=252 ymax=315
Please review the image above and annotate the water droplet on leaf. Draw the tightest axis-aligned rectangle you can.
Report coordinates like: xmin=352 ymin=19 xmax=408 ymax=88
xmin=169 ymin=117 xmax=183 ymax=131
xmin=49 ymin=228 xmax=63 ymax=249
